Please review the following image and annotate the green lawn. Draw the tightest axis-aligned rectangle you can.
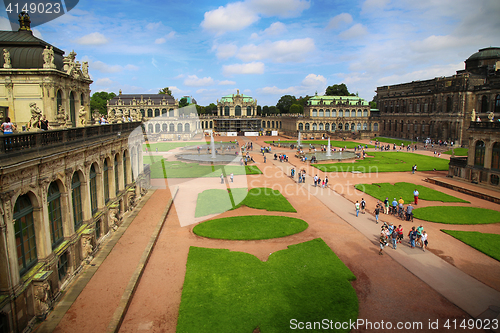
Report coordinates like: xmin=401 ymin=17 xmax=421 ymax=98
xmin=193 ymin=215 xmax=307 ymax=240
xmin=373 ymin=137 xmax=416 ymax=146
xmin=314 ymin=152 xmax=449 ymax=173
xmin=443 ymin=148 xmax=468 ymax=156
xmin=355 ymin=182 xmax=469 ymax=203
xmin=413 ymin=206 xmax=500 ymax=224
xmin=442 ymin=230 xmax=500 ymax=261
xmin=176 ymin=239 xmax=358 ymax=333
xmin=195 ymin=187 xmax=297 ymax=218
xmin=143 ymin=159 xmax=262 ymax=178
xmin=143 ymin=141 xmax=205 ymax=152
xmin=264 ymin=140 xmax=374 ymax=149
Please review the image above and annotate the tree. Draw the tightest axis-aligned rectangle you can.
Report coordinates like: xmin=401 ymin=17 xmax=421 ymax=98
xmin=158 ymin=87 xmax=172 ymax=96
xmin=268 ymin=106 xmax=278 ymax=114
xmin=206 ymin=103 xmax=218 ymax=115
xmin=179 ymin=97 xmax=189 ymax=108
xmin=325 ymin=84 xmax=355 ymax=96
xmin=276 ymin=95 xmax=297 ymax=113
xmin=256 ymin=105 xmax=262 ymax=116
xmin=297 ymin=95 xmax=311 ymax=108
xmin=90 ymin=91 xmax=116 ymax=115
xmin=289 ymin=104 xmax=303 ymax=114
xmin=370 ymin=96 xmax=377 ymax=109
xmin=262 ymin=105 xmax=269 ymax=115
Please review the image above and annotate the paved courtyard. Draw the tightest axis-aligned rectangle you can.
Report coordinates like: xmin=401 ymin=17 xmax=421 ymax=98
xmin=36 ymin=136 xmax=500 ymax=333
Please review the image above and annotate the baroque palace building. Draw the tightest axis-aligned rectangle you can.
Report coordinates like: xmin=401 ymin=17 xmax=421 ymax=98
xmin=0 ymin=13 xmax=149 ymax=332
xmin=376 ymin=47 xmax=500 ymax=146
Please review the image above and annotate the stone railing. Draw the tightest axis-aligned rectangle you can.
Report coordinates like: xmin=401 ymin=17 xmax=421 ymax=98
xmin=449 ymin=156 xmax=468 ymax=167
xmin=1 ymin=122 xmax=141 ymax=156
xmin=469 ymin=121 xmax=500 ymax=131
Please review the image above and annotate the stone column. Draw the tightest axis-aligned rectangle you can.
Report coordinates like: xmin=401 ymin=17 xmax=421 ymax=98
xmin=37 ymin=180 xmax=53 ymax=259
xmin=1 ymin=195 xmax=20 ymax=288
xmin=484 ymin=139 xmax=493 ymax=170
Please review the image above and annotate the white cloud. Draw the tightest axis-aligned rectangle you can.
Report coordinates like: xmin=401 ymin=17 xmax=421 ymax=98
xmin=361 ymin=0 xmax=390 ymax=14
xmin=0 ymin=17 xmax=11 ymax=30
xmin=262 ymin=22 xmax=287 ymax=36
xmin=155 ymin=38 xmax=166 ymax=44
xmin=223 ymin=62 xmax=265 ymax=75
xmin=174 ymin=74 xmax=185 ymax=79
xmin=338 ymin=24 xmax=368 ymax=40
xmin=152 ymin=58 xmax=158 ymax=68
xmin=125 ymin=64 xmax=139 ymax=71
xmin=156 ymin=31 xmax=177 ymax=44
xmin=91 ymin=61 xmax=122 ymax=73
xmin=237 ymin=38 xmax=315 ymax=63
xmin=249 ymin=0 xmax=310 ymax=18
xmin=302 ymin=74 xmax=327 ymax=87
xmin=326 ymin=13 xmax=353 ymax=30
xmin=75 ymin=32 xmax=109 ymax=45
xmin=218 ymin=80 xmax=236 ymax=85
xmin=201 ymin=2 xmax=259 ymax=34
xmin=169 ymin=86 xmax=189 ymax=96
xmin=215 ymin=44 xmax=238 ymax=59
xmin=95 ymin=78 xmax=114 ymax=86
xmin=32 ymin=29 xmax=43 ymax=39
xmin=146 ymin=22 xmax=163 ymax=30
xmin=257 ymin=86 xmax=297 ymax=95
xmin=184 ymin=75 xmax=215 ymax=86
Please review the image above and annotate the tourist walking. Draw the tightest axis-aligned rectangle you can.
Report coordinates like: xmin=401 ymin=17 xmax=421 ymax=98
xmin=355 ymin=201 xmax=360 ymax=217
xmin=413 ymin=188 xmax=419 ymax=205
xmin=325 ymin=176 xmax=328 ymax=188
xmin=220 ymin=173 xmax=224 ymax=184
xmin=391 ymin=228 xmax=398 ymax=249
xmin=408 ymin=227 xmax=417 ymax=248
xmin=374 ymin=205 xmax=380 ymax=224
xmin=384 ymin=197 xmax=389 ymax=214
xmin=421 ymin=231 xmax=428 ymax=251
xmin=230 ymin=173 xmax=234 ymax=183
xmin=360 ymin=198 xmax=366 ymax=214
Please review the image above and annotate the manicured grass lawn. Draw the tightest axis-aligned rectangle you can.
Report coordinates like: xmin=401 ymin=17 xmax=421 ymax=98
xmin=265 ymin=140 xmax=375 ymax=149
xmin=143 ymin=141 xmax=205 ymax=152
xmin=314 ymin=152 xmax=449 ymax=173
xmin=195 ymin=187 xmax=297 ymax=217
xmin=443 ymin=148 xmax=468 ymax=156
xmin=193 ymin=215 xmax=307 ymax=240
xmin=442 ymin=230 xmax=500 ymax=261
xmin=373 ymin=137 xmax=415 ymax=146
xmin=144 ymin=159 xmax=262 ymax=178
xmin=413 ymin=206 xmax=500 ymax=224
xmin=176 ymin=239 xmax=358 ymax=333
xmin=355 ymin=182 xmax=469 ymax=203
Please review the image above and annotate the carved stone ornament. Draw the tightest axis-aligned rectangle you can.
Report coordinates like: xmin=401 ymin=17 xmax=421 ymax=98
xmin=79 ymin=106 xmax=87 ymax=126
xmin=28 ymin=102 xmax=42 ymax=131
xmin=81 ymin=234 xmax=94 ymax=260
xmin=3 ymin=49 xmax=11 ymax=69
xmin=34 ymin=281 xmax=51 ymax=318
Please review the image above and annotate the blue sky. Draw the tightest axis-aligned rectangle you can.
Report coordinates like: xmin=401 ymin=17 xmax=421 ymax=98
xmin=1 ymin=0 xmax=499 ymax=106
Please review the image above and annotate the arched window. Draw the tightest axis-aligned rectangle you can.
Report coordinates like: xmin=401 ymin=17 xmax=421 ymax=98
xmin=351 ymin=123 xmax=355 ymax=131
xmin=185 ymin=123 xmax=190 ymax=132
xmin=169 ymin=123 xmax=175 ymax=132
xmin=339 ymin=110 xmax=343 ymax=117
xmin=103 ymin=160 xmax=109 ymax=203
xmin=481 ymin=96 xmax=488 ymax=113
xmin=325 ymin=123 xmax=330 ymax=131
xmin=247 ymin=106 xmax=252 ymax=116
xmin=70 ymin=92 xmax=76 ymax=127
xmin=357 ymin=110 xmax=362 ymax=117
xmin=325 ymin=110 xmax=330 ymax=117
xmin=363 ymin=123 xmax=368 ymax=130
xmin=305 ymin=123 xmax=310 ymax=131
xmin=356 ymin=123 xmax=361 ymax=131
xmin=123 ymin=153 xmax=128 ymax=186
xmin=14 ymin=194 xmax=37 ymax=275
xmin=363 ymin=109 xmax=368 ymax=117
xmin=140 ymin=109 xmax=145 ymax=117
xmin=57 ymin=90 xmax=62 ymax=112
xmin=272 ymin=121 xmax=275 ymax=128
xmin=312 ymin=109 xmax=317 ymax=117
xmin=298 ymin=123 xmax=304 ymax=131
xmin=331 ymin=123 xmax=336 ymax=131
xmin=235 ymin=106 xmax=241 ymax=116
xmin=495 ymin=95 xmax=500 ymax=113
xmin=345 ymin=110 xmax=350 ymax=117
xmin=338 ymin=123 xmax=343 ymax=130
xmin=162 ymin=108 xmax=167 ymax=116
xmin=446 ymin=97 xmax=452 ymax=113
xmin=155 ymin=124 xmax=161 ymax=133
xmin=162 ymin=123 xmax=168 ymax=131
xmin=319 ymin=109 xmax=324 ymax=117
xmin=169 ymin=109 xmax=174 ymax=117
xmin=147 ymin=124 xmax=153 ymax=133
xmin=81 ymin=93 xmax=85 ymax=106
xmin=114 ymin=155 xmax=120 ymax=195
xmin=492 ymin=143 xmax=500 ymax=170
xmin=312 ymin=123 xmax=317 ymax=130
xmin=210 ymin=121 xmax=213 ymax=128
xmin=267 ymin=121 xmax=270 ymax=128
xmin=147 ymin=109 xmax=153 ymax=117
xmin=177 ymin=123 xmax=183 ymax=132
xmin=90 ymin=165 xmax=98 ymax=214
xmin=332 ymin=109 xmax=337 ymax=117
xmin=72 ymin=173 xmax=83 ymax=229
xmin=224 ymin=106 xmax=230 ymax=116
xmin=219 ymin=106 xmax=223 ymax=116
xmin=48 ymin=182 xmax=63 ymax=248
xmin=319 ymin=123 xmax=324 ymax=130
xmin=374 ymin=123 xmax=379 ymax=131
xmin=474 ymin=141 xmax=485 ymax=167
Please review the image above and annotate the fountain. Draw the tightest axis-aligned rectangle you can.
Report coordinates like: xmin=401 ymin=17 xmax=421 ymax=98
xmin=326 ymin=137 xmax=332 ymax=157
xmin=210 ymin=132 xmax=216 ymax=159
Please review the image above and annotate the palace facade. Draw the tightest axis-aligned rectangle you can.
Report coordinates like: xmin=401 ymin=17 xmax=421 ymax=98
xmin=376 ymin=47 xmax=500 ymax=145
xmin=0 ymin=15 xmax=148 ymax=333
